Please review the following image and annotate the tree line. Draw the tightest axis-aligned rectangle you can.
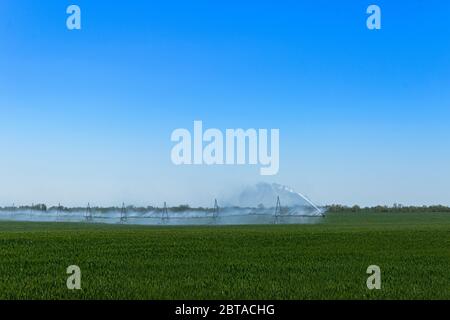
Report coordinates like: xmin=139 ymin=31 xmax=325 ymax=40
xmin=325 ymin=204 xmax=450 ymax=213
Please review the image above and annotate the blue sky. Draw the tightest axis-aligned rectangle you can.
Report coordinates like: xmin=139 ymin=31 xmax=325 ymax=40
xmin=1 ymin=0 xmax=449 ymax=207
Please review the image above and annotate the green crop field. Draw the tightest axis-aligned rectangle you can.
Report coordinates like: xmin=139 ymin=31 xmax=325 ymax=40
xmin=0 ymin=212 xmax=449 ymax=299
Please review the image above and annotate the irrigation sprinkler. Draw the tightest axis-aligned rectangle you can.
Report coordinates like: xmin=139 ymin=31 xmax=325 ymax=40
xmin=274 ymin=196 xmax=282 ymax=224
xmin=162 ymin=202 xmax=169 ymax=222
xmin=213 ymin=199 xmax=220 ymax=218
xmin=85 ymin=203 xmax=93 ymax=221
xmin=120 ymin=202 xmax=127 ymax=222
xmin=56 ymin=203 xmax=61 ymax=220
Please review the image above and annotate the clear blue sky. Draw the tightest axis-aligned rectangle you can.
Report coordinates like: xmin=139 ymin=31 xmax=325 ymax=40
xmin=1 ymin=0 xmax=449 ymax=207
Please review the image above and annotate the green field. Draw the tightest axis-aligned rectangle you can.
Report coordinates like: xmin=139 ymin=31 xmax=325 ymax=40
xmin=0 ymin=212 xmax=449 ymax=299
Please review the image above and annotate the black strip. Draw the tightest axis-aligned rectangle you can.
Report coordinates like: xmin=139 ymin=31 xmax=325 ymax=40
xmin=0 ymin=300 xmax=447 ymax=319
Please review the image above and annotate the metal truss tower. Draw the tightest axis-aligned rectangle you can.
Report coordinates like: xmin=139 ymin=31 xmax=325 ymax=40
xmin=56 ymin=203 xmax=60 ymax=220
xmin=85 ymin=203 xmax=93 ymax=221
xmin=213 ymin=199 xmax=220 ymax=218
xmin=162 ymin=202 xmax=169 ymax=222
xmin=120 ymin=202 xmax=127 ymax=222
xmin=274 ymin=196 xmax=282 ymax=224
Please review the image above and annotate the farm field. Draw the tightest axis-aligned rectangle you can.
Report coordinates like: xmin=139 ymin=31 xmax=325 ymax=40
xmin=0 ymin=212 xmax=449 ymax=299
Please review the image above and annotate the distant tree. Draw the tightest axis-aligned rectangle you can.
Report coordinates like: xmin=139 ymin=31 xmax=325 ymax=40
xmin=172 ymin=205 xmax=190 ymax=212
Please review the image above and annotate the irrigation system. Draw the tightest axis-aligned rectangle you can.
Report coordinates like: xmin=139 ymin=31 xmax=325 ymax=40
xmin=0 ymin=197 xmax=325 ymax=226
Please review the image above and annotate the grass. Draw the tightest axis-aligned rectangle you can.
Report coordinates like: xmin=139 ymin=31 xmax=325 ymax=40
xmin=0 ymin=212 xmax=449 ymax=299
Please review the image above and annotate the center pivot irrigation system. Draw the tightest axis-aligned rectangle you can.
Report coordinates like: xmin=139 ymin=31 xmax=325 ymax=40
xmin=80 ymin=196 xmax=325 ymax=224
xmin=1 ymin=196 xmax=325 ymax=225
